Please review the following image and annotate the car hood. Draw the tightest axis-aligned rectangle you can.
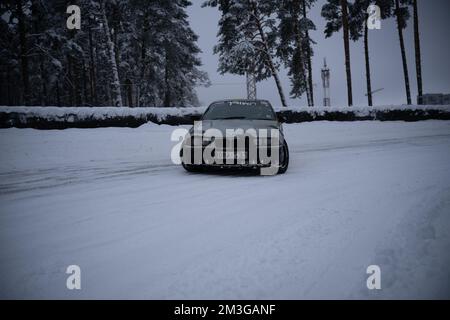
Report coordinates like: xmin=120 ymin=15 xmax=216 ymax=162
xmin=193 ymin=119 xmax=280 ymax=134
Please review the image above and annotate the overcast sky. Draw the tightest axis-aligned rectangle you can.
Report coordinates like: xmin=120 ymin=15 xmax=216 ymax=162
xmin=187 ymin=0 xmax=450 ymax=107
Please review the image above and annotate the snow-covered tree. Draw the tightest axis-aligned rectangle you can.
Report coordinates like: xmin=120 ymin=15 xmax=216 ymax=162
xmin=203 ymin=0 xmax=287 ymax=107
xmin=0 ymin=0 xmax=208 ymax=107
xmin=99 ymin=0 xmax=123 ymax=107
xmin=158 ymin=0 xmax=209 ymax=107
xmin=277 ymin=0 xmax=316 ymax=106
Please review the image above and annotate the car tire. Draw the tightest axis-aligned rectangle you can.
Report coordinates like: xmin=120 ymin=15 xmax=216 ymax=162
xmin=256 ymin=141 xmax=289 ymax=175
xmin=277 ymin=141 xmax=289 ymax=174
xmin=182 ymin=163 xmax=203 ymax=173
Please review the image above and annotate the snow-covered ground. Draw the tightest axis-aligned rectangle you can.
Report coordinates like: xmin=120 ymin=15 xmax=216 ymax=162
xmin=0 ymin=120 xmax=449 ymax=299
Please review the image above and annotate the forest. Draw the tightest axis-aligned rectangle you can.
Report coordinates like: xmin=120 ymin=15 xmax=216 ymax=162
xmin=0 ymin=0 xmax=423 ymax=107
xmin=0 ymin=0 xmax=209 ymax=107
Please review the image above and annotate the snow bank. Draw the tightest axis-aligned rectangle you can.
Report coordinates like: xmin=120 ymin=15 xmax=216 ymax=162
xmin=273 ymin=104 xmax=450 ymax=112
xmin=275 ymin=104 xmax=450 ymax=123
xmin=0 ymin=106 xmax=206 ymax=120
xmin=0 ymin=106 xmax=206 ymax=129
xmin=0 ymin=104 xmax=449 ymax=129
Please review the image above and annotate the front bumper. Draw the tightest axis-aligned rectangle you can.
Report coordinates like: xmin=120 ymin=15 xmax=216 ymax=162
xmin=180 ymin=144 xmax=282 ymax=168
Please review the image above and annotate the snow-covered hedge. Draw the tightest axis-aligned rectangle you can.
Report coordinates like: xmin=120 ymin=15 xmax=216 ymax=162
xmin=0 ymin=106 xmax=206 ymax=129
xmin=276 ymin=104 xmax=450 ymax=123
xmin=1 ymin=105 xmax=449 ymax=129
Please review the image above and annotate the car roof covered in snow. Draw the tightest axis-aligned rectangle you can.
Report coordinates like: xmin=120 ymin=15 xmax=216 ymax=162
xmin=209 ymin=99 xmax=272 ymax=106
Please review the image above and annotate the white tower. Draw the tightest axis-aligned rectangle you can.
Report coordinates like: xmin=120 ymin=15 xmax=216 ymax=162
xmin=321 ymin=58 xmax=330 ymax=106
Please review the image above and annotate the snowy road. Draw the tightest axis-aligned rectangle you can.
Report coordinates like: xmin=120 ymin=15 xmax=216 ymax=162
xmin=1 ymin=121 xmax=450 ymax=299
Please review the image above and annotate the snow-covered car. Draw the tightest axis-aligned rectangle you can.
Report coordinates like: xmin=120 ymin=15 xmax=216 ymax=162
xmin=180 ymin=99 xmax=289 ymax=174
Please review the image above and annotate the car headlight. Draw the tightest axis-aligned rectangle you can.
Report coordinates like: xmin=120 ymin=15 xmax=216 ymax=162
xmin=191 ymin=135 xmax=214 ymax=146
xmin=202 ymin=136 xmax=215 ymax=146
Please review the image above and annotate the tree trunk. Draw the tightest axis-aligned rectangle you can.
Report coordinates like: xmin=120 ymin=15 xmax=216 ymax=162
xmin=101 ymin=1 xmax=123 ymax=107
xmin=40 ymin=58 xmax=48 ymax=106
xmin=413 ymin=0 xmax=423 ymax=104
xmin=395 ymin=0 xmax=412 ymax=105
xmin=74 ymin=58 xmax=81 ymax=106
xmin=264 ymin=45 xmax=287 ymax=107
xmin=0 ymin=72 xmax=5 ymax=105
xmin=138 ymin=38 xmax=146 ymax=108
xmin=138 ymin=23 xmax=148 ymax=108
xmin=302 ymin=0 xmax=314 ymax=106
xmin=126 ymin=78 xmax=133 ymax=107
xmin=164 ymin=48 xmax=171 ymax=108
xmin=293 ymin=0 xmax=308 ymax=105
xmin=16 ymin=0 xmax=30 ymax=105
xmin=88 ymin=25 xmax=98 ymax=105
xmin=67 ymin=54 xmax=74 ymax=106
xmin=56 ymin=81 xmax=61 ymax=107
xmin=251 ymin=3 xmax=287 ymax=107
xmin=6 ymin=67 xmax=13 ymax=105
xmin=31 ymin=0 xmax=48 ymax=106
xmin=364 ymin=22 xmax=373 ymax=106
xmin=82 ymin=61 xmax=88 ymax=105
xmin=340 ymin=0 xmax=353 ymax=106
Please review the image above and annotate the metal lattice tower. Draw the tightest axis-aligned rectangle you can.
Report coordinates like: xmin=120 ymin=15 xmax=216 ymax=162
xmin=246 ymin=71 xmax=257 ymax=100
xmin=321 ymin=58 xmax=331 ymax=107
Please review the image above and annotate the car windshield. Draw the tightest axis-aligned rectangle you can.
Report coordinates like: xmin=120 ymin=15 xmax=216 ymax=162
xmin=202 ymin=101 xmax=277 ymax=120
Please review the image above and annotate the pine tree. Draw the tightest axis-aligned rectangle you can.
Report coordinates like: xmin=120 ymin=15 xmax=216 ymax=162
xmin=0 ymin=0 xmax=22 ymax=105
xmin=16 ymin=0 xmax=30 ymax=105
xmin=277 ymin=0 xmax=307 ymax=102
xmin=302 ymin=0 xmax=316 ymax=106
xmin=349 ymin=0 xmax=391 ymax=106
xmin=160 ymin=0 xmax=209 ymax=107
xmin=411 ymin=0 xmax=423 ymax=104
xmin=393 ymin=0 xmax=412 ymax=104
xmin=0 ymin=0 xmax=207 ymax=107
xmin=100 ymin=0 xmax=123 ymax=107
xmin=204 ymin=0 xmax=287 ymax=107
xmin=322 ymin=0 xmax=353 ymax=106
xmin=277 ymin=0 xmax=316 ymax=106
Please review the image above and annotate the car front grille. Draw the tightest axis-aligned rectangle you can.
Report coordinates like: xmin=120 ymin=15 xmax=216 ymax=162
xmin=183 ymin=135 xmax=278 ymax=166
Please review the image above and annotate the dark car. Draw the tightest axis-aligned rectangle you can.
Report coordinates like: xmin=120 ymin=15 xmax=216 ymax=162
xmin=180 ymin=99 xmax=289 ymax=175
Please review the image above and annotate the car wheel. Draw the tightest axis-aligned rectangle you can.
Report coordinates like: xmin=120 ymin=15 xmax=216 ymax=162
xmin=277 ymin=141 xmax=289 ymax=174
xmin=182 ymin=163 xmax=203 ymax=173
xmin=256 ymin=141 xmax=289 ymax=175
xmin=180 ymin=149 xmax=202 ymax=173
